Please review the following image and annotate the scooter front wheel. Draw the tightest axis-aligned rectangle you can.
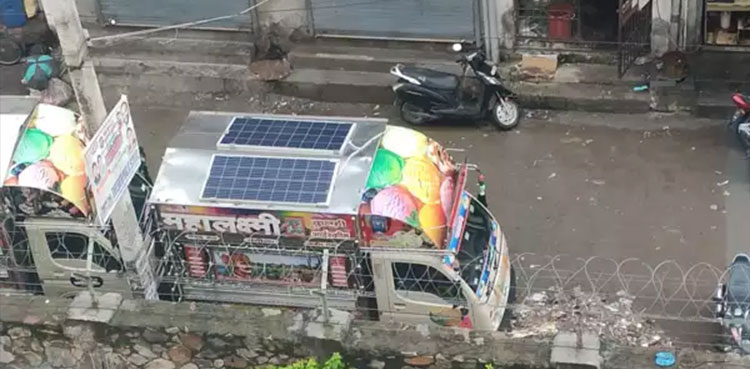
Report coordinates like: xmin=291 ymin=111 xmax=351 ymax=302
xmin=734 ymin=119 xmax=750 ymax=150
xmin=400 ymin=102 xmax=431 ymax=125
xmin=492 ymin=98 xmax=521 ymax=130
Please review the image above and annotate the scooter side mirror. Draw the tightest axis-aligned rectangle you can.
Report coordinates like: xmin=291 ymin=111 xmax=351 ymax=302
xmin=451 ymin=43 xmax=463 ymax=52
xmin=714 ymin=284 xmax=726 ymax=301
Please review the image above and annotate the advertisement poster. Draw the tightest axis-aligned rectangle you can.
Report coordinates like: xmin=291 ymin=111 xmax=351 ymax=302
xmin=358 ymin=208 xmax=425 ymax=249
xmin=213 ymin=249 xmax=322 ymax=285
xmin=2 ymin=104 xmax=92 ymax=218
xmin=157 ymin=204 xmax=355 ymax=248
xmin=183 ymin=245 xmax=209 ymax=278
xmin=360 ymin=126 xmax=460 ymax=248
xmin=84 ymin=95 xmax=141 ymax=225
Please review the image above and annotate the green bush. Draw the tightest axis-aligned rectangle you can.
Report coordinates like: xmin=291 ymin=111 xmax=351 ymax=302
xmin=267 ymin=354 xmax=495 ymax=369
xmin=266 ymin=353 xmax=348 ymax=369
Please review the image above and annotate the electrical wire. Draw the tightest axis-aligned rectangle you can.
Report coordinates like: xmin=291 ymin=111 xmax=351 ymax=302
xmin=88 ymin=0 xmax=273 ymax=43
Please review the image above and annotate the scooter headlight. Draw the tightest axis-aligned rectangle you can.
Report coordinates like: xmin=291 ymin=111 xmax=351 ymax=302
xmin=733 ymin=307 xmax=744 ymax=317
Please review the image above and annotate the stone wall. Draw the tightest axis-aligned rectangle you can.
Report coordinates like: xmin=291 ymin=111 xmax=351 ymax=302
xmin=0 ymin=321 xmax=312 ymax=369
xmin=1 ymin=294 xmax=749 ymax=369
xmin=0 ymin=294 xmax=551 ymax=369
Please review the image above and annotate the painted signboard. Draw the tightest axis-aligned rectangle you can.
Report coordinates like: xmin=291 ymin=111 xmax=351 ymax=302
xmin=181 ymin=244 xmax=350 ymax=288
xmin=444 ymin=191 xmax=471 ymax=266
xmin=84 ymin=95 xmax=141 ymax=225
xmin=156 ymin=204 xmax=356 ymax=248
xmin=358 ymin=205 xmax=425 ymax=248
xmin=360 ymin=126 xmax=458 ymax=249
xmin=2 ymin=104 xmax=92 ymax=218
xmin=213 ymin=249 xmax=322 ymax=285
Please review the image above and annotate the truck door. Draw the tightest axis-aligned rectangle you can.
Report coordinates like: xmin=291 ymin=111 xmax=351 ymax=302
xmin=372 ymin=253 xmax=474 ymax=329
xmin=24 ymin=221 xmax=132 ymax=298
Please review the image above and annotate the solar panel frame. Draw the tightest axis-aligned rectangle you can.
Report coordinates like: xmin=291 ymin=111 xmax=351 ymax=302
xmin=217 ymin=116 xmax=357 ymax=155
xmin=199 ymin=154 xmax=339 ymax=207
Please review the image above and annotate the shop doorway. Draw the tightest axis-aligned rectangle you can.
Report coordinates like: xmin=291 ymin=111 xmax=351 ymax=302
xmin=515 ymin=0 xmax=653 ymax=78
xmin=516 ymin=0 xmax=621 ymax=48
xmin=617 ymin=0 xmax=653 ymax=77
xmin=580 ymin=0 xmax=619 ymax=44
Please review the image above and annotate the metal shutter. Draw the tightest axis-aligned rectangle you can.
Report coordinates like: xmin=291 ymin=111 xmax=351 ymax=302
xmin=98 ymin=0 xmax=253 ymax=30
xmin=310 ymin=0 xmax=476 ymax=41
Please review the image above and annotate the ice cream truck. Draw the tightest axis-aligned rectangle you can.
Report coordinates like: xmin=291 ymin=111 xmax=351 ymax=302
xmin=150 ymin=112 xmax=515 ymax=330
xmin=0 ymin=96 xmax=154 ymax=299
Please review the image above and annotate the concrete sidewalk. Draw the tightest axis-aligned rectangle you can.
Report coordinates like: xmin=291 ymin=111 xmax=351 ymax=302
xmin=84 ymin=27 xmax=657 ymax=115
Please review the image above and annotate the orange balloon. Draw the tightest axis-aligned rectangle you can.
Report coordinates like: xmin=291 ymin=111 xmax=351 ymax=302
xmin=402 ymin=156 xmax=442 ymax=204
xmin=418 ymin=203 xmax=447 ymax=248
xmin=60 ymin=175 xmax=90 ymax=215
xmin=48 ymin=135 xmax=86 ymax=176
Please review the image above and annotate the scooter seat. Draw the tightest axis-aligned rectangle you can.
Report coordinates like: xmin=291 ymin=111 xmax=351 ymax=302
xmin=400 ymin=66 xmax=459 ymax=91
xmin=732 ymin=93 xmax=750 ymax=110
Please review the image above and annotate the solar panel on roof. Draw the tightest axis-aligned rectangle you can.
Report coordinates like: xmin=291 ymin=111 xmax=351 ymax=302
xmin=201 ymin=155 xmax=337 ymax=205
xmin=218 ymin=117 xmax=354 ymax=153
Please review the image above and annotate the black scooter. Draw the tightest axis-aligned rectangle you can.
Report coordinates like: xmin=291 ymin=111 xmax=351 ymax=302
xmin=728 ymin=93 xmax=750 ymax=149
xmin=713 ymin=253 xmax=750 ymax=354
xmin=390 ymin=43 xmax=520 ymax=130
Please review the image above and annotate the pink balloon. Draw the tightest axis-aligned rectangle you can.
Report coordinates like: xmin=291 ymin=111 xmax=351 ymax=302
xmin=440 ymin=177 xmax=455 ymax=218
xmin=18 ymin=162 xmax=60 ymax=190
xmin=371 ymin=186 xmax=419 ymax=222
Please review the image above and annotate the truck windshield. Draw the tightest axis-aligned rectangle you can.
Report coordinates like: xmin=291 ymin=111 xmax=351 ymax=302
xmin=456 ymin=198 xmax=492 ymax=295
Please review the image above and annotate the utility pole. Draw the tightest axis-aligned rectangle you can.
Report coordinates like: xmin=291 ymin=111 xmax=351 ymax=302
xmin=40 ymin=1 xmax=147 ymax=292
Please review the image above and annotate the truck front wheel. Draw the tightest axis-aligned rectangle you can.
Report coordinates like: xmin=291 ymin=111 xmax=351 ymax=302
xmin=499 ymin=266 xmax=516 ymax=331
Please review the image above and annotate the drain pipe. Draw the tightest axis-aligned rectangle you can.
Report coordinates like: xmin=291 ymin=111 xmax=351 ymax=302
xmin=481 ymin=0 xmax=494 ymax=62
xmin=487 ymin=0 xmax=500 ymax=63
xmin=670 ymin=0 xmax=682 ymax=49
xmin=474 ymin=0 xmax=483 ymax=46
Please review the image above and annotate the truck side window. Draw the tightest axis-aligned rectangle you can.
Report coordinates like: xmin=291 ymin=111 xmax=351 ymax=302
xmin=392 ymin=263 xmax=464 ymax=304
xmin=45 ymin=232 xmax=123 ymax=272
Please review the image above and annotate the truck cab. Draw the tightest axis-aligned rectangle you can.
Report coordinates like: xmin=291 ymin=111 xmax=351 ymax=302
xmin=366 ymin=191 xmax=511 ymax=330
xmin=149 ymin=112 xmax=514 ymax=330
xmin=17 ymin=217 xmax=130 ymax=298
xmin=0 ymin=96 xmax=153 ymax=299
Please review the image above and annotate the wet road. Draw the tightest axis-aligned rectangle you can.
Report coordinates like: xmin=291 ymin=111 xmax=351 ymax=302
xmin=427 ymin=120 xmax=732 ymax=267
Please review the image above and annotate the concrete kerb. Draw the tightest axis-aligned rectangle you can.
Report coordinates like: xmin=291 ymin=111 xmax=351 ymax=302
xmin=550 ymin=332 xmax=601 ymax=369
xmin=67 ymin=292 xmax=122 ymax=323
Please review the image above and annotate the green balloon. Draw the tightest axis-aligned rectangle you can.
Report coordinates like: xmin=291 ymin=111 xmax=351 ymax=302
xmin=13 ymin=128 xmax=53 ymax=164
xmin=366 ymin=148 xmax=404 ymax=189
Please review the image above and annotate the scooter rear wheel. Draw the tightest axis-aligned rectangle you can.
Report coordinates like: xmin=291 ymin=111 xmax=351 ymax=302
xmin=400 ymin=102 xmax=430 ymax=125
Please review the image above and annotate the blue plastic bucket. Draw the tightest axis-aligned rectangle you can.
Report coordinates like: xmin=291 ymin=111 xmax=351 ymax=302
xmin=0 ymin=0 xmax=27 ymax=28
